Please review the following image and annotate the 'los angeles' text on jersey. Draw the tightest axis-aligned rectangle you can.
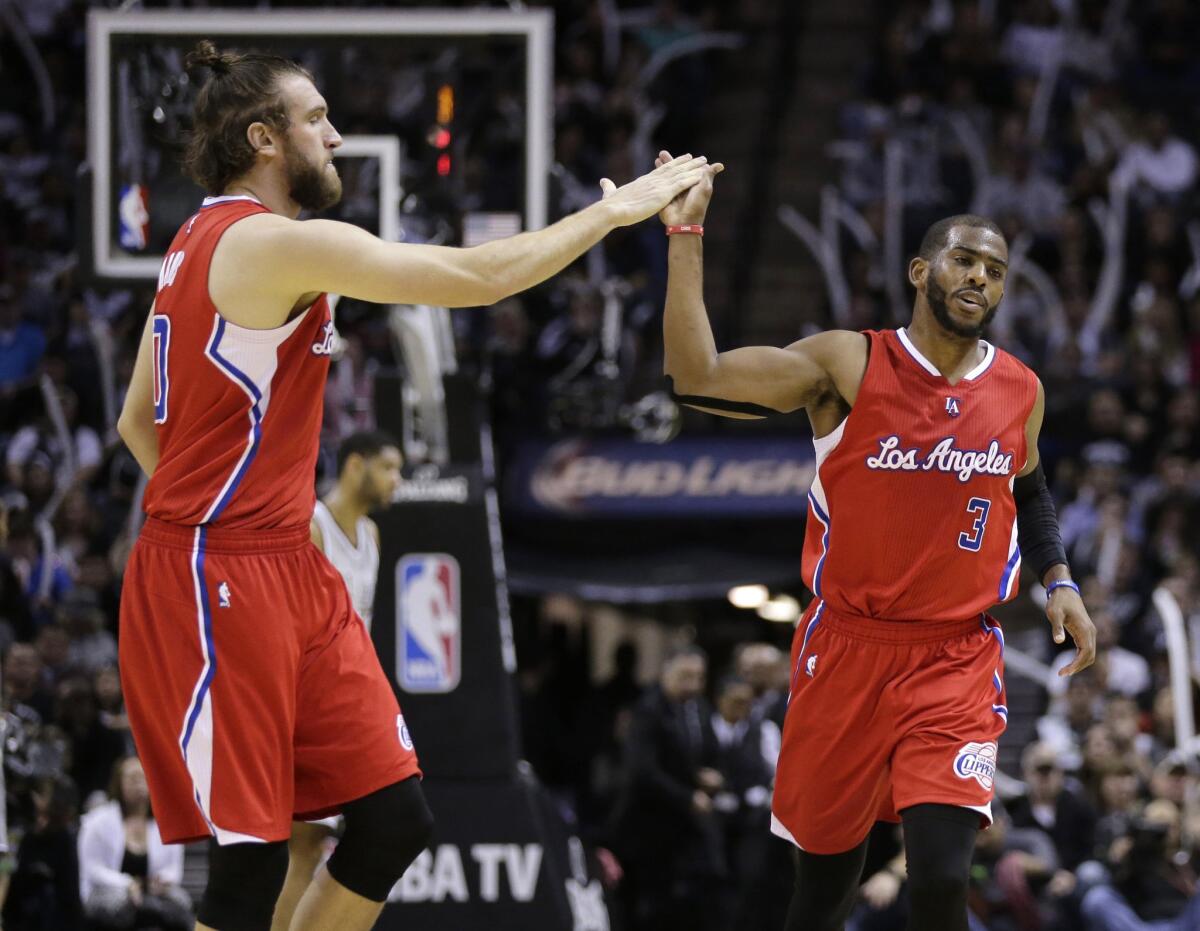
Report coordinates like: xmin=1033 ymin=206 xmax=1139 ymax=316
xmin=801 ymin=328 xmax=1039 ymax=622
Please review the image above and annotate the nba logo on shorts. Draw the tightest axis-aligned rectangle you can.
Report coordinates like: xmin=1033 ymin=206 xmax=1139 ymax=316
xmin=953 ymin=741 xmax=997 ymax=790
xmin=396 ymin=554 xmax=461 ymax=693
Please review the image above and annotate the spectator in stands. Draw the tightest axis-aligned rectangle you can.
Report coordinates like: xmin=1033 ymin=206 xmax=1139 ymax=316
xmin=1037 ymin=667 xmax=1101 ymax=771
xmin=6 ymin=509 xmax=71 ymax=622
xmin=1113 ymin=112 xmax=1198 ymax=205
xmin=1093 ymin=758 xmax=1142 ymax=857
xmin=93 ymin=664 xmax=129 ymax=736
xmin=610 ymin=645 xmax=726 ymax=931
xmin=0 ymin=287 xmax=45 ymax=397
xmin=54 ymin=675 xmax=128 ymax=805
xmin=1008 ymin=741 xmax=1097 ymax=870
xmin=3 ymin=640 xmax=53 ymax=722
xmin=59 ymin=587 xmax=116 ymax=676
xmin=734 ymin=641 xmax=786 ymax=729
xmin=78 ymin=756 xmax=192 ymax=930
xmin=0 ymin=500 xmax=32 ymax=643
xmin=1080 ymin=798 xmax=1199 ymax=929
xmin=1 ymin=774 xmax=82 ymax=930
xmin=5 ymin=385 xmax=103 ymax=493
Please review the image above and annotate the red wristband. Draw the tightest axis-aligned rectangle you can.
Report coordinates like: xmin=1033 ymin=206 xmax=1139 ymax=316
xmin=666 ymin=224 xmax=704 ymax=236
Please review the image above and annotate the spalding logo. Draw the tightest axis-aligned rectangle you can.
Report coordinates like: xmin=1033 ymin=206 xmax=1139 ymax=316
xmin=953 ymin=741 xmax=997 ymax=790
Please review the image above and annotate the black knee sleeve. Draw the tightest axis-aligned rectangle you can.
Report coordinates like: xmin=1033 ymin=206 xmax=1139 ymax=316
xmin=783 ymin=841 xmax=869 ymax=931
xmin=901 ymin=804 xmax=978 ymax=931
xmin=197 ymin=839 xmax=289 ymax=931
xmin=326 ymin=776 xmax=434 ymax=902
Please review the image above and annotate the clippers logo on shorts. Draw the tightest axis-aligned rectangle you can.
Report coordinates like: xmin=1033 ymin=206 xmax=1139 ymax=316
xmin=396 ymin=714 xmax=414 ymax=751
xmin=396 ymin=554 xmax=461 ymax=693
xmin=953 ymin=741 xmax=998 ymax=790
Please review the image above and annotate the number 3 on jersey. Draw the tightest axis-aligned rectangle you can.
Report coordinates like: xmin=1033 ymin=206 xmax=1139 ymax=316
xmin=152 ymin=315 xmax=170 ymax=424
xmin=958 ymin=497 xmax=991 ymax=552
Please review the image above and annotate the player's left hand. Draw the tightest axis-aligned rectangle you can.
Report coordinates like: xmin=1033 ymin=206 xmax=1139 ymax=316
xmin=1047 ymin=586 xmax=1096 ymax=676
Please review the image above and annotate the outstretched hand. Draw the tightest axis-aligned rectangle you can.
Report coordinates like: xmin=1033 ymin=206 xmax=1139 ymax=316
xmin=598 ymin=153 xmax=715 ymax=228
xmin=654 ymin=149 xmax=724 ymax=226
xmin=1047 ymin=587 xmax=1096 ymax=676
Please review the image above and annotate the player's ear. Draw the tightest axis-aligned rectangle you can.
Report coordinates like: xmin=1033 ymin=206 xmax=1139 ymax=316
xmin=908 ymin=256 xmax=927 ymax=291
xmin=246 ymin=121 xmax=278 ymax=158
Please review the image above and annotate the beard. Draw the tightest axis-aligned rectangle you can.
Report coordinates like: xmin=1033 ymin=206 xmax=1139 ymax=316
xmin=927 ymin=276 xmax=999 ymax=339
xmin=284 ymin=142 xmax=342 ymax=212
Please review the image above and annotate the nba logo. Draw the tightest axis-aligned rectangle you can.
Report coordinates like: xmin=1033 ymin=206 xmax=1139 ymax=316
xmin=945 ymin=396 xmax=962 ymax=417
xmin=118 ymin=184 xmax=150 ymax=251
xmin=396 ymin=554 xmax=461 ymax=693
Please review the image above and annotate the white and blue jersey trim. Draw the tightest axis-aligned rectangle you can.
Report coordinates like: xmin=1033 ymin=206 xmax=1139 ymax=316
xmin=200 ymin=194 xmax=262 ymax=209
xmin=897 ymin=327 xmax=995 ymax=381
xmin=176 ymin=309 xmax=306 ymax=845
xmin=791 ymin=600 xmax=826 ymax=694
xmin=201 ymin=316 xmax=265 ymax=524
xmin=980 ymin=616 xmax=1007 ymax=721
xmin=807 ymin=494 xmax=831 ymax=598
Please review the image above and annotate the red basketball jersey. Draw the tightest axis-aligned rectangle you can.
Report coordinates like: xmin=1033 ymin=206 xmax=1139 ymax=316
xmin=801 ymin=328 xmax=1039 ymax=621
xmin=143 ymin=195 xmax=335 ymax=530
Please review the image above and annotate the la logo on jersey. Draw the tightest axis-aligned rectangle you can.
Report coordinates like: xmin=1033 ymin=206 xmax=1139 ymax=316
xmin=312 ymin=320 xmax=336 ymax=356
xmin=396 ymin=554 xmax=461 ymax=693
xmin=953 ymin=741 xmax=997 ymax=790
xmin=945 ymin=396 xmax=962 ymax=417
xmin=218 ymin=581 xmax=231 ymax=609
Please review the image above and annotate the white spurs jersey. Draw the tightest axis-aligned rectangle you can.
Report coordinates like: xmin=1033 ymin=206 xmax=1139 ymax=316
xmin=312 ymin=500 xmax=380 ymax=630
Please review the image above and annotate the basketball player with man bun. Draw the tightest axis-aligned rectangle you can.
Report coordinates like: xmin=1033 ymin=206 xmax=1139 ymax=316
xmin=116 ymin=40 xmax=715 ymax=931
xmin=656 ymin=150 xmax=1096 ymax=931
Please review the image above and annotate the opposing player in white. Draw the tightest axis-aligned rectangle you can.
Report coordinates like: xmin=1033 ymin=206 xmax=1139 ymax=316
xmin=272 ymin=431 xmax=402 ymax=931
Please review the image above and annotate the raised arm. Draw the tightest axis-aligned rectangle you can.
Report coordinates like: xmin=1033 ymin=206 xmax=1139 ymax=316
xmin=656 ymin=151 xmax=863 ymax=418
xmin=217 ymin=155 xmax=712 ymax=328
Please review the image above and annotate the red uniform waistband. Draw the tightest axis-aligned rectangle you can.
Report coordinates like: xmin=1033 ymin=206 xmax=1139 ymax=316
xmin=138 ymin=516 xmax=311 ymax=554
xmin=812 ymin=601 xmax=990 ymax=645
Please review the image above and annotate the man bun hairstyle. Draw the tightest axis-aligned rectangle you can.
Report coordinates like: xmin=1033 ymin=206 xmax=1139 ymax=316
xmin=918 ymin=213 xmax=1005 ymax=260
xmin=181 ymin=40 xmax=313 ymax=194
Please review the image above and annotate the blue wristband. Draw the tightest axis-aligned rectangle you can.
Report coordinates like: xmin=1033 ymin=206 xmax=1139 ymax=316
xmin=1046 ymin=579 xmax=1080 ymax=598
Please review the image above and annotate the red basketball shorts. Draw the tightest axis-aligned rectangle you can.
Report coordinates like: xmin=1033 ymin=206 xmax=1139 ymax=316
xmin=119 ymin=518 xmax=421 ymax=845
xmin=771 ymin=599 xmax=1007 ymax=855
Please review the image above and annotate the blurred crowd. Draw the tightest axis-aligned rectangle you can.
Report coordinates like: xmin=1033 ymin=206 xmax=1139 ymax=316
xmin=0 ymin=0 xmax=1196 ymax=930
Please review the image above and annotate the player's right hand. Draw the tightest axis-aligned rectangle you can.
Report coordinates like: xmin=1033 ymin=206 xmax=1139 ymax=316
xmin=654 ymin=148 xmax=724 ymax=226
xmin=598 ymin=153 xmax=714 ymax=227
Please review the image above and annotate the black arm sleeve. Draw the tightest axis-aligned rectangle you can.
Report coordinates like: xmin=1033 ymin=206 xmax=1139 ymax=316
xmin=666 ymin=376 xmax=780 ymax=418
xmin=1013 ymin=461 xmax=1068 ymax=585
